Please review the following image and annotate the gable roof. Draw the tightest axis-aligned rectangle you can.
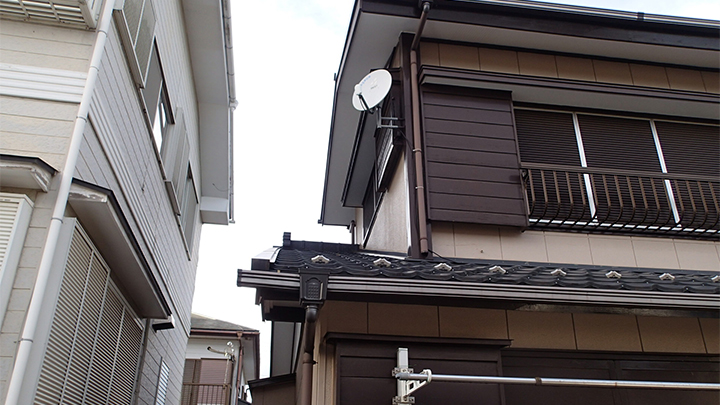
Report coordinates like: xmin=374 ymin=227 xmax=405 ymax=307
xmin=190 ymin=314 xmax=258 ymax=333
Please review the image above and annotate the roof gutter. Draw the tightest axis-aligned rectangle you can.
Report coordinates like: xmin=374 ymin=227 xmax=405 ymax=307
xmin=237 ymin=270 xmax=720 ymax=311
xmin=4 ymin=1 xmax=116 ymax=403
xmin=222 ymin=0 xmax=236 ymax=223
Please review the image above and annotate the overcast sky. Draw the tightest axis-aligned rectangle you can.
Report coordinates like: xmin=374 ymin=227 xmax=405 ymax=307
xmin=192 ymin=0 xmax=719 ymax=378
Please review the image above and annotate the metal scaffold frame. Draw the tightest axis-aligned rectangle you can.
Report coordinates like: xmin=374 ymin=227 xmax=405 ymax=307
xmin=392 ymin=348 xmax=720 ymax=405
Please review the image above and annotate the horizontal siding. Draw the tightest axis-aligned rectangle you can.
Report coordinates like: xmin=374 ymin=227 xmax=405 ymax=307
xmin=0 ymin=20 xmax=93 ymax=72
xmin=420 ymin=41 xmax=720 ymax=94
xmin=422 ymin=85 xmax=526 ymax=227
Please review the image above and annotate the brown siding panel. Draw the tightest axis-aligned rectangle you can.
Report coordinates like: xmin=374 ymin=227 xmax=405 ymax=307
xmin=422 ymin=86 xmax=526 ymax=227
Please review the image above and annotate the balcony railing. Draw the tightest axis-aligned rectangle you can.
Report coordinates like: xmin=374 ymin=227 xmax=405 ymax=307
xmin=522 ymin=163 xmax=719 ymax=237
xmin=181 ymin=383 xmax=231 ymax=405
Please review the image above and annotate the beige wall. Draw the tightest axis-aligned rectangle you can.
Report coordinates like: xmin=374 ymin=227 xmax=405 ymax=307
xmin=419 ymin=42 xmax=720 ymax=94
xmin=0 ymin=20 xmax=93 ymax=72
xmin=0 ymin=96 xmax=78 ymax=170
xmin=432 ymin=223 xmax=720 ymax=272
xmin=317 ymin=301 xmax=718 ymax=354
xmin=363 ymin=153 xmax=410 ymax=253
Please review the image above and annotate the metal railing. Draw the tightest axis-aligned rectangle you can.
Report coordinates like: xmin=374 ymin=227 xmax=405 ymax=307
xmin=180 ymin=383 xmax=231 ymax=405
xmin=522 ymin=163 xmax=719 ymax=237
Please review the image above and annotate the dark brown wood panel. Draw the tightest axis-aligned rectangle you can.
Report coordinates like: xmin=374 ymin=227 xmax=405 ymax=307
xmin=429 ymin=193 xmax=527 ymax=213
xmin=426 ymin=146 xmax=521 ymax=168
xmin=423 ymin=89 xmax=513 ymax=111
xmin=422 ymin=85 xmax=526 ymax=227
xmin=425 ymin=119 xmax=517 ymax=139
xmin=429 ymin=209 xmax=527 ymax=227
xmin=424 ymin=104 xmax=514 ymax=124
xmin=502 ymin=350 xmax=720 ymax=405
xmin=333 ymin=336 xmax=505 ymax=405
xmin=427 ymin=177 xmax=526 ymax=199
xmin=425 ymin=131 xmax=518 ymax=152
xmin=426 ymin=162 xmax=521 ymax=183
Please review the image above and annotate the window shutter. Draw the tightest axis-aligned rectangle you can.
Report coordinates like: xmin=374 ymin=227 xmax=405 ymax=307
xmin=655 ymin=121 xmax=720 ymax=230
xmin=515 ymin=109 xmax=580 ymax=166
xmin=515 ymin=110 xmax=589 ymax=223
xmin=35 ymin=223 xmax=143 ymax=405
xmin=114 ymin=0 xmax=157 ymax=86
xmin=654 ymin=121 xmax=720 ymax=178
xmin=154 ymin=360 xmax=170 ymax=405
xmin=577 ymin=115 xmax=661 ymax=172
xmin=163 ymin=108 xmax=190 ymax=215
xmin=578 ymin=114 xmax=672 ymax=226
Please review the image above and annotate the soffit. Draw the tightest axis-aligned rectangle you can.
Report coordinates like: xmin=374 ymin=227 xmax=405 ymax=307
xmin=0 ymin=154 xmax=56 ymax=192
xmin=181 ymin=0 xmax=233 ymax=223
xmin=320 ymin=0 xmax=720 ymax=226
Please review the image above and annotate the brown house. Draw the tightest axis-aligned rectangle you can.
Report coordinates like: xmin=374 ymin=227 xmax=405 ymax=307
xmin=239 ymin=1 xmax=719 ymax=404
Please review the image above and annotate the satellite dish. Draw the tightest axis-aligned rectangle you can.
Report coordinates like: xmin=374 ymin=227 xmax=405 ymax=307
xmin=352 ymin=69 xmax=392 ymax=111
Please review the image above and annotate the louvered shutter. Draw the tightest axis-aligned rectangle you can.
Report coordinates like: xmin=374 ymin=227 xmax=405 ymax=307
xmin=655 ymin=121 xmax=720 ymax=230
xmin=35 ymin=223 xmax=143 ymax=405
xmin=515 ymin=109 xmax=580 ymax=166
xmin=577 ymin=114 xmax=672 ymax=226
xmin=515 ymin=110 xmax=590 ymax=223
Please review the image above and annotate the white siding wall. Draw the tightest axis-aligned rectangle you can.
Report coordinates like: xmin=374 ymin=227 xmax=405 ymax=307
xmin=77 ymin=1 xmax=204 ymax=403
xmin=0 ymin=1 xmax=210 ymax=402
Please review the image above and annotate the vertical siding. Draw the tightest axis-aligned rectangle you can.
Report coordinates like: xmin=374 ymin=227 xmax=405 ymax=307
xmin=78 ymin=0 xmax=203 ymax=401
xmin=422 ymin=85 xmax=527 ymax=227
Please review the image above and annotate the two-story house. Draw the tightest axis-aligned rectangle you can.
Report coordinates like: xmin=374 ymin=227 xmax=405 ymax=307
xmin=0 ymin=0 xmax=234 ymax=403
xmin=239 ymin=0 xmax=719 ymax=404
xmin=183 ymin=314 xmax=259 ymax=405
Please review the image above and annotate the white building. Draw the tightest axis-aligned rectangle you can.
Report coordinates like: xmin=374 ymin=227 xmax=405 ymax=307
xmin=0 ymin=0 xmax=235 ymax=403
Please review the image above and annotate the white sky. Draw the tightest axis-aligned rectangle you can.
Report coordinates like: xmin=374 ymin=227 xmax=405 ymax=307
xmin=192 ymin=0 xmax=719 ymax=379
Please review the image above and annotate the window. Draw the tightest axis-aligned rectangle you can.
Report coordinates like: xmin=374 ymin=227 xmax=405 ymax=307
xmin=154 ymin=360 xmax=170 ymax=405
xmin=35 ymin=222 xmax=144 ymax=404
xmin=515 ymin=107 xmax=719 ymax=236
xmin=114 ymin=0 xmax=157 ymax=86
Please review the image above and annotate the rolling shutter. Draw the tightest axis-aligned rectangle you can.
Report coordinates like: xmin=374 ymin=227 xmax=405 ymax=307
xmin=515 ymin=110 xmax=589 ymax=223
xmin=577 ymin=114 xmax=672 ymax=227
xmin=515 ymin=109 xmax=580 ymax=166
xmin=35 ymin=223 xmax=143 ymax=405
xmin=655 ymin=121 xmax=720 ymax=230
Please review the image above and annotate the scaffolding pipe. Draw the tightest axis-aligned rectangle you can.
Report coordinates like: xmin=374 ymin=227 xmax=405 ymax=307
xmin=395 ymin=372 xmax=720 ymax=390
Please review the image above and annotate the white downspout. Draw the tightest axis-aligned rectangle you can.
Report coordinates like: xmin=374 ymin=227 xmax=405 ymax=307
xmin=4 ymin=0 xmax=116 ymax=403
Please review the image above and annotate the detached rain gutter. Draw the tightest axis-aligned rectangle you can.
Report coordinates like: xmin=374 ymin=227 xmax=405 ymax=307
xmin=410 ymin=1 xmax=432 ymax=255
xmin=4 ymin=0 xmax=116 ymax=403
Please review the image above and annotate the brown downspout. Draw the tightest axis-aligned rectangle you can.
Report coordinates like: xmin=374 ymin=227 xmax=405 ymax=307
xmin=410 ymin=1 xmax=432 ymax=255
xmin=299 ymin=305 xmax=319 ymax=405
